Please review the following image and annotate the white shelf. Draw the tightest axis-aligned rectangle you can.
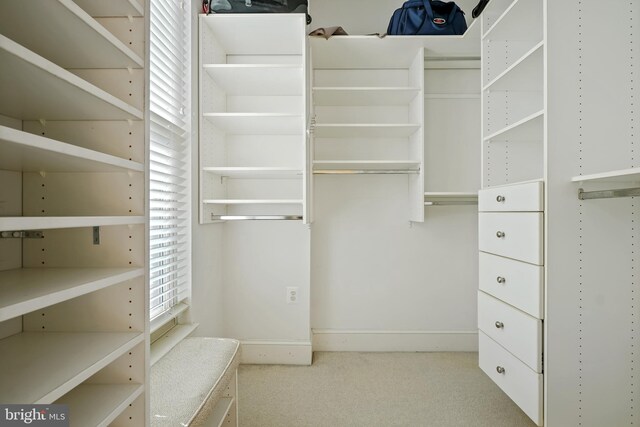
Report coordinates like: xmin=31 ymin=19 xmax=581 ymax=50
xmin=0 ymin=0 xmax=143 ymax=68
xmin=571 ymin=168 xmax=640 ymax=184
xmin=0 ymin=35 xmax=143 ymax=121
xmin=203 ymin=113 xmax=303 ymax=135
xmin=424 ymin=192 xmax=478 ymax=199
xmin=203 ymin=167 xmax=302 ymax=179
xmin=483 ymin=41 xmax=544 ymax=92
xmin=0 ymin=216 xmax=145 ymax=232
xmin=483 ymin=110 xmax=544 ymax=142
xmin=73 ymin=0 xmax=144 ymax=17
xmin=314 ymin=124 xmax=420 ymax=138
xmin=203 ymin=199 xmax=303 ymax=205
xmin=150 ymin=323 xmax=199 ymax=366
xmin=0 ymin=332 xmax=144 ymax=404
xmin=482 ymin=0 xmax=542 ymax=42
xmin=0 ymin=126 xmax=143 ymax=173
xmin=203 ymin=64 xmax=303 ymax=96
xmin=0 ymin=268 xmax=144 ymax=323
xmin=314 ymin=160 xmax=421 ymax=171
xmin=313 ymin=87 xmax=421 ymax=106
xmin=59 ymin=384 xmax=144 ymax=427
xmin=201 ymin=14 xmax=305 ymax=55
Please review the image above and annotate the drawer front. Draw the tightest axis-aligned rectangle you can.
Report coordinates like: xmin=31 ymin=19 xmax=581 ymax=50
xmin=479 ymin=181 xmax=543 ymax=212
xmin=478 ymin=291 xmax=542 ymax=372
xmin=479 ymin=252 xmax=544 ymax=319
xmin=479 ymin=212 xmax=543 ymax=265
xmin=479 ymin=332 xmax=543 ymax=426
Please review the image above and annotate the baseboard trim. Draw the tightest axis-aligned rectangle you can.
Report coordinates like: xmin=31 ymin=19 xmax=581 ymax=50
xmin=312 ymin=330 xmax=478 ymax=352
xmin=240 ymin=340 xmax=312 ymax=365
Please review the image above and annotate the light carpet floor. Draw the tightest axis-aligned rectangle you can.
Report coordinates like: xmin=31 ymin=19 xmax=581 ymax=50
xmin=238 ymin=352 xmax=536 ymax=427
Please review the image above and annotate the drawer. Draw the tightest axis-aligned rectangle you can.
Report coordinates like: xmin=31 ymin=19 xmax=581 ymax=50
xmin=478 ymin=291 xmax=542 ymax=372
xmin=479 ymin=212 xmax=543 ymax=265
xmin=479 ymin=252 xmax=544 ymax=319
xmin=479 ymin=181 xmax=543 ymax=212
xmin=479 ymin=332 xmax=543 ymax=426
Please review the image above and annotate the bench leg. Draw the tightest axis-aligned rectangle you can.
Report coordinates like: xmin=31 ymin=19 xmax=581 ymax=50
xmin=223 ymin=369 xmax=238 ymax=426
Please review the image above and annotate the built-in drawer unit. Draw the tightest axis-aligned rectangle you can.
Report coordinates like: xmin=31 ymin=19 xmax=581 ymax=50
xmin=478 ymin=181 xmax=543 ymax=212
xmin=478 ymin=291 xmax=542 ymax=372
xmin=479 ymin=252 xmax=544 ymax=319
xmin=479 ymin=331 xmax=543 ymax=426
xmin=479 ymin=212 xmax=543 ymax=265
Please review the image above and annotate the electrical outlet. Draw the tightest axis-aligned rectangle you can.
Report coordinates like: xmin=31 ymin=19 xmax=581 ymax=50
xmin=287 ymin=287 xmax=299 ymax=304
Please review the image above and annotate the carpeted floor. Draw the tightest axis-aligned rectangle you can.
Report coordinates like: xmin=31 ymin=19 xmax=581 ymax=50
xmin=238 ymin=352 xmax=536 ymax=427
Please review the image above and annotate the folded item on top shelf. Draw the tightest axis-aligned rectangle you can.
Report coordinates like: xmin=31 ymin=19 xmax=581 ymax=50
xmin=308 ymin=26 xmax=349 ymax=39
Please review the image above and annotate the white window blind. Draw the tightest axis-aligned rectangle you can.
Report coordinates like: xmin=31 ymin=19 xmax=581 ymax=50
xmin=149 ymin=0 xmax=191 ymax=320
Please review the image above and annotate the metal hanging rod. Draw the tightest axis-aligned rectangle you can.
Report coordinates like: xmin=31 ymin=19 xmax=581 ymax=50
xmin=424 ymin=201 xmax=478 ymax=206
xmin=578 ymin=187 xmax=640 ymax=200
xmin=211 ymin=215 xmax=303 ymax=221
xmin=314 ymin=170 xmax=419 ymax=175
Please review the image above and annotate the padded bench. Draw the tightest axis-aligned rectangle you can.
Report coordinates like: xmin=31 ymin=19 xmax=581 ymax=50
xmin=151 ymin=338 xmax=241 ymax=427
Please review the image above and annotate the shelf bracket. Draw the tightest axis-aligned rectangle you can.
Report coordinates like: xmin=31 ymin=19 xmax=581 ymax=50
xmin=0 ymin=230 xmax=44 ymax=239
xmin=578 ymin=187 xmax=640 ymax=200
xmin=93 ymin=226 xmax=100 ymax=245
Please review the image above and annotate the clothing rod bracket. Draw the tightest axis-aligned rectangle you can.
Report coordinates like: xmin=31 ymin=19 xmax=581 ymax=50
xmin=0 ymin=230 xmax=44 ymax=239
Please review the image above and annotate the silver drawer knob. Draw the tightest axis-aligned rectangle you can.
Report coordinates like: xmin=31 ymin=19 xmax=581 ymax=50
xmin=496 ymin=231 xmax=506 ymax=238
xmin=496 ymin=195 xmax=506 ymax=202
xmin=496 ymin=366 xmax=505 ymax=374
xmin=495 ymin=321 xmax=504 ymax=329
xmin=496 ymin=276 xmax=506 ymax=284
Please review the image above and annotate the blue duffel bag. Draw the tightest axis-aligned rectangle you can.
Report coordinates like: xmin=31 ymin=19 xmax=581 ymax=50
xmin=387 ymin=0 xmax=467 ymax=35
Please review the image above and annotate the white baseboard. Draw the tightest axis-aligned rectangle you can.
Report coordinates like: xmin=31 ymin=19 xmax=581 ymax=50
xmin=240 ymin=340 xmax=312 ymax=365
xmin=312 ymin=330 xmax=478 ymax=352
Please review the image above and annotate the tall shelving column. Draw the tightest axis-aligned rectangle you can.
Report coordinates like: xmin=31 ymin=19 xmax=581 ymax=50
xmin=479 ymin=1 xmax=545 ymax=425
xmin=199 ymin=14 xmax=308 ymax=223
xmin=0 ymin=1 xmax=148 ymax=425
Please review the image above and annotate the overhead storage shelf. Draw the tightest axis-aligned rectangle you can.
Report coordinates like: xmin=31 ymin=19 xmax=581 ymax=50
xmin=425 ymin=192 xmax=478 ymax=200
xmin=314 ymin=160 xmax=421 ymax=171
xmin=0 ymin=0 xmax=143 ymax=68
xmin=0 ymin=268 xmax=144 ymax=323
xmin=0 ymin=126 xmax=143 ymax=173
xmin=483 ymin=41 xmax=543 ymax=92
xmin=482 ymin=0 xmax=542 ymax=42
xmin=314 ymin=124 xmax=420 ymax=138
xmin=202 ymin=199 xmax=303 ymax=205
xmin=58 ymin=384 xmax=144 ymax=427
xmin=0 ymin=332 xmax=144 ymax=404
xmin=0 ymin=216 xmax=145 ymax=232
xmin=203 ymin=113 xmax=303 ymax=135
xmin=312 ymin=87 xmax=421 ymax=106
xmin=571 ymin=168 xmax=640 ymax=184
xmin=203 ymin=167 xmax=302 ymax=179
xmin=0 ymin=35 xmax=143 ymax=121
xmin=203 ymin=64 xmax=303 ymax=95
xmin=484 ymin=110 xmax=544 ymax=142
xmin=73 ymin=0 xmax=144 ymax=17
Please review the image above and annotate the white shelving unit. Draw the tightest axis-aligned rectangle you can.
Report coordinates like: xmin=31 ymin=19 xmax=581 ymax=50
xmin=199 ymin=14 xmax=308 ymax=223
xmin=0 ymin=1 xmax=148 ymax=424
xmin=310 ymin=36 xmax=425 ymax=222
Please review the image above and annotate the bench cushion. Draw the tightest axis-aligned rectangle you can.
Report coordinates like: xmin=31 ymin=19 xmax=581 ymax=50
xmin=151 ymin=337 xmax=240 ymax=426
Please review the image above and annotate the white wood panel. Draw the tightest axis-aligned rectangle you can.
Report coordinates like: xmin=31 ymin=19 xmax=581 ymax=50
xmin=479 ymin=180 xmax=543 ymax=212
xmin=0 ymin=268 xmax=143 ymax=322
xmin=479 ymin=332 xmax=543 ymax=426
xmin=479 ymin=252 xmax=543 ymax=319
xmin=314 ymin=124 xmax=420 ymax=138
xmin=571 ymin=167 xmax=640 ymax=184
xmin=0 ymin=0 xmax=142 ymax=68
xmin=313 ymin=160 xmax=420 ymax=171
xmin=203 ymin=113 xmax=303 ymax=135
xmin=483 ymin=42 xmax=543 ymax=92
xmin=0 ymin=216 xmax=145 ymax=232
xmin=312 ymin=87 xmax=420 ymax=106
xmin=203 ymin=200 xmax=302 ymax=205
xmin=73 ymin=0 xmax=143 ymax=17
xmin=478 ymin=291 xmax=542 ymax=372
xmin=57 ymin=384 xmax=144 ymax=427
xmin=203 ymin=64 xmax=303 ymax=96
xmin=0 ymin=126 xmax=143 ymax=173
xmin=0 ymin=332 xmax=143 ymax=404
xmin=203 ymin=167 xmax=302 ymax=179
xmin=0 ymin=35 xmax=142 ymax=120
xmin=482 ymin=0 xmax=543 ymax=44
xmin=478 ymin=212 xmax=543 ymax=265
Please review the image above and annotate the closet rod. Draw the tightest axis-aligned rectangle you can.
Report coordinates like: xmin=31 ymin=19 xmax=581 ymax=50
xmin=211 ymin=215 xmax=303 ymax=221
xmin=314 ymin=170 xmax=419 ymax=175
xmin=578 ymin=187 xmax=640 ymax=200
xmin=424 ymin=201 xmax=478 ymax=206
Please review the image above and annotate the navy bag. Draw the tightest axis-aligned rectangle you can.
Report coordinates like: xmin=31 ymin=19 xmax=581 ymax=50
xmin=387 ymin=0 xmax=467 ymax=35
